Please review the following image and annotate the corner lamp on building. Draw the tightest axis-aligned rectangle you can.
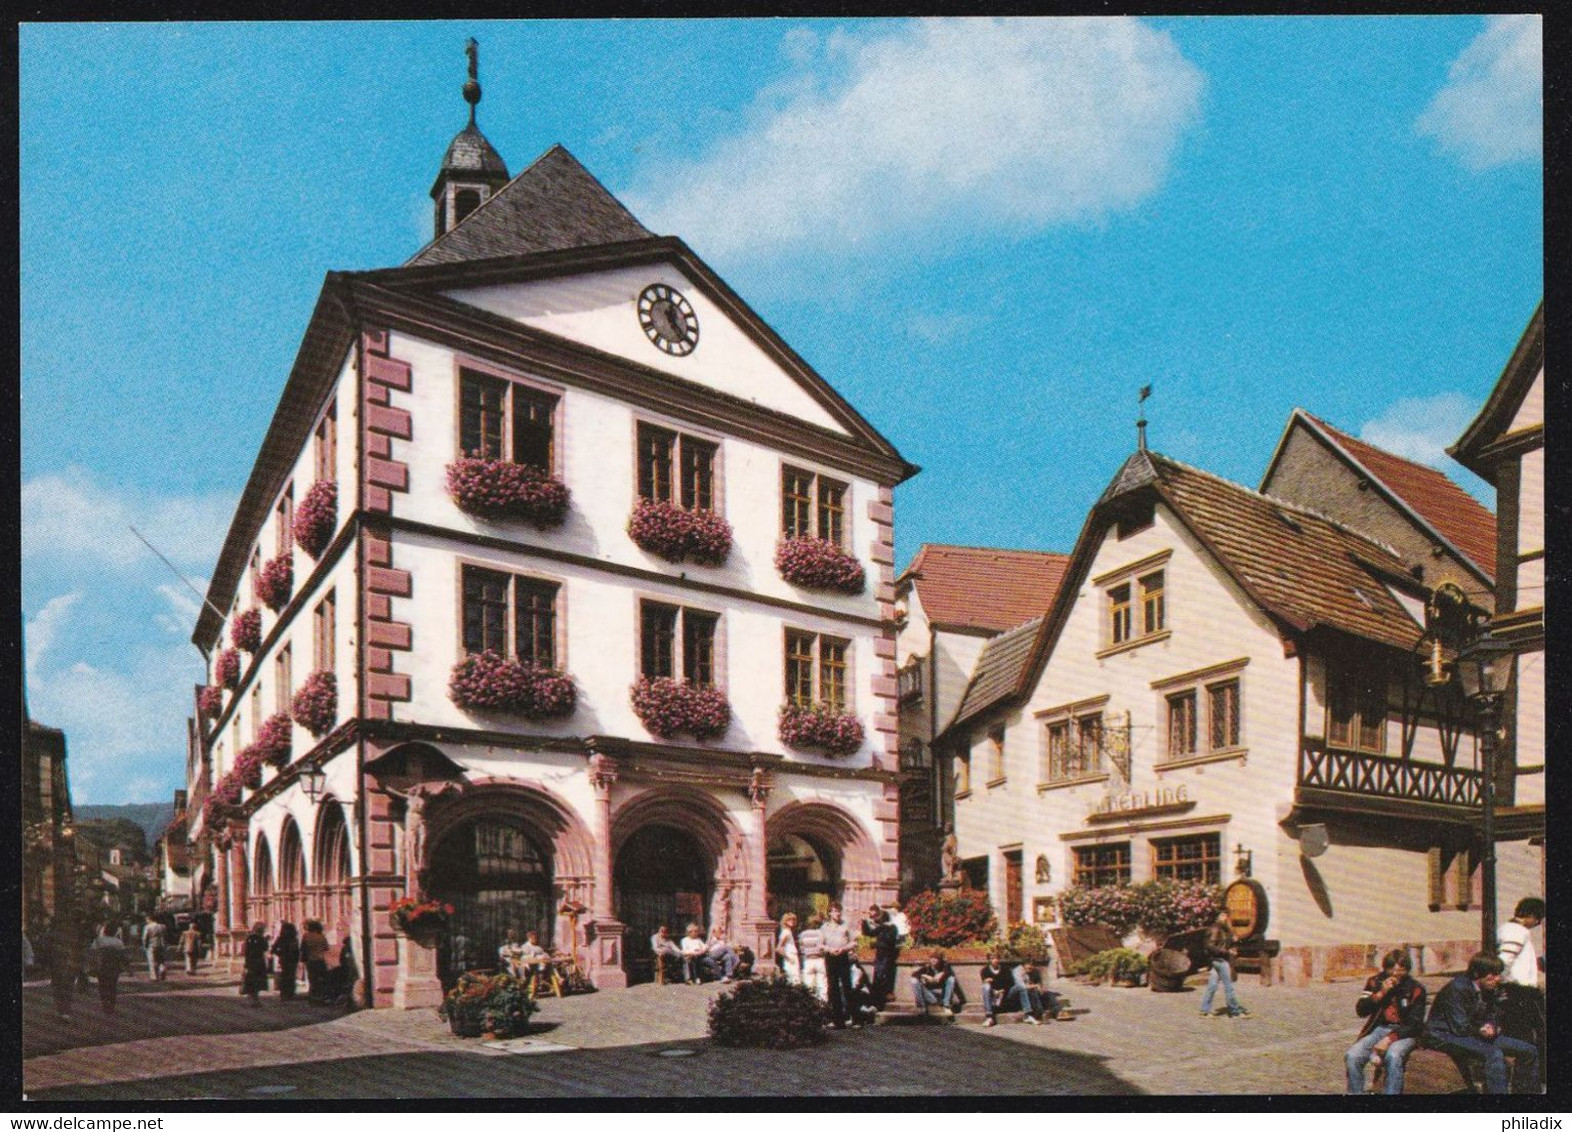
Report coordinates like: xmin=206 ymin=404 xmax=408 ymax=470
xmin=1424 ymin=582 xmax=1513 ymax=950
xmin=299 ymin=764 xmax=327 ymax=802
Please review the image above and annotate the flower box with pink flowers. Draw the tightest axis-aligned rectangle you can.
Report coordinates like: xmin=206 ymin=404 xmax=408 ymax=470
xmin=254 ymin=554 xmax=294 ymax=611
xmin=215 ymin=649 xmax=242 ymax=689
xmin=230 ymin=608 xmax=263 ymax=654
xmin=630 ymin=676 xmax=731 ymax=741
xmin=778 ymin=704 xmax=865 ymax=756
xmin=448 ymin=651 xmax=577 ymax=720
xmin=627 ymin=498 xmax=732 ymax=566
xmin=446 ymin=458 xmax=570 ymax=528
xmin=293 ymin=480 xmax=338 ymax=559
xmin=292 ymin=670 xmax=338 ymax=737
xmin=198 ymin=684 xmax=225 ymax=718
xmin=774 ymin=537 xmax=865 ymax=595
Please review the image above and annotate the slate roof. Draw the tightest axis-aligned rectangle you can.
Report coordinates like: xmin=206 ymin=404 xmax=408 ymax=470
xmin=409 ymin=144 xmax=653 ymax=267
xmin=434 ymin=123 xmax=509 ymax=187
xmin=1299 ymin=412 xmax=1497 ymax=581
xmin=899 ymin=545 xmax=1071 ymax=633
xmin=949 ymin=616 xmax=1045 ymax=729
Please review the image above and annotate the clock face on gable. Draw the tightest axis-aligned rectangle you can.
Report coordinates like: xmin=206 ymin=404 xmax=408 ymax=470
xmin=637 ymin=284 xmax=700 ymax=356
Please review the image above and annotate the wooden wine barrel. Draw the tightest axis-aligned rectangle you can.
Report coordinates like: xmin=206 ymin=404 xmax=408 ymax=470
xmin=1223 ymin=879 xmax=1269 ymax=940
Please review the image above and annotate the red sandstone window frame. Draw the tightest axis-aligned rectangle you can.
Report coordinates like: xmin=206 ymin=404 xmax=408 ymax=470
xmin=452 ymin=359 xmax=565 ymax=477
xmin=313 ymin=591 xmax=336 ymax=674
xmin=275 ymin=643 xmax=292 ymax=714
xmin=314 ymin=400 xmax=337 ymax=485
xmin=635 ymin=419 xmax=722 ymax=513
xmin=780 ymin=626 xmax=853 ymax=712
xmin=637 ymin=596 xmax=724 ymax=690
xmin=276 ymin=485 xmax=294 ymax=559
xmin=780 ymin=464 xmax=851 ymax=549
xmin=456 ymin=560 xmax=567 ymax=671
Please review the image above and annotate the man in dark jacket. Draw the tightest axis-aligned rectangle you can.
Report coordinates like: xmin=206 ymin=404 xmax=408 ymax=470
xmin=1199 ymin=912 xmax=1249 ymax=1018
xmin=1345 ymin=949 xmax=1426 ymax=1093
xmin=1425 ymin=952 xmax=1540 ymax=1094
xmin=861 ymin=905 xmax=900 ymax=1010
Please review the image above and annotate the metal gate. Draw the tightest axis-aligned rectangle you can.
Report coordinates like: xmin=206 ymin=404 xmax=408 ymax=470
xmin=428 ymin=817 xmax=552 ymax=978
xmin=615 ymin=824 xmax=710 ymax=983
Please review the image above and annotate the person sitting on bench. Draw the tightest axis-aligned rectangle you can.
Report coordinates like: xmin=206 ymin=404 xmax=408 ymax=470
xmin=680 ymin=923 xmax=715 ymax=983
xmin=650 ymin=925 xmax=684 ymax=984
xmin=1424 ymin=952 xmax=1540 ymax=1094
xmin=1345 ymin=949 xmax=1426 ymax=1094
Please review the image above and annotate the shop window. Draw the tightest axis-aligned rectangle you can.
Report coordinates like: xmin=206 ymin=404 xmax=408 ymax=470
xmin=1152 ymin=833 xmax=1222 ymax=885
xmin=1073 ymin=843 xmax=1131 ymax=887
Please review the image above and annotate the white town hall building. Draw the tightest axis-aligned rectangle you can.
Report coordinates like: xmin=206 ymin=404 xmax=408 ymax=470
xmin=184 ymin=49 xmax=916 ymax=1007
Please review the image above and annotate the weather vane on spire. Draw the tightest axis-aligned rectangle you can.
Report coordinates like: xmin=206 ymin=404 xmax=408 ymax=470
xmin=1137 ymin=384 xmax=1153 ymax=451
xmin=463 ymin=37 xmax=482 ymax=126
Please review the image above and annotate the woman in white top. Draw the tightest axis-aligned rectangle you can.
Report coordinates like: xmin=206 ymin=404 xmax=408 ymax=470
xmin=776 ymin=912 xmax=802 ymax=984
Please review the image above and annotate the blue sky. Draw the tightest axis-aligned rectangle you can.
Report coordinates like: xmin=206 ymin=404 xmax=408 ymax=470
xmin=20 ymin=18 xmax=1542 ymax=803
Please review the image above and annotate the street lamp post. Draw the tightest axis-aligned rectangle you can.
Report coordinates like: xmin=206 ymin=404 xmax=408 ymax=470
xmin=1425 ymin=581 xmax=1514 ymax=953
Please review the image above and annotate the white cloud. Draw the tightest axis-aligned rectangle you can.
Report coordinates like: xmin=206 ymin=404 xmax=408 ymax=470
xmin=1359 ymin=392 xmax=1479 ymax=469
xmin=25 ymin=591 xmax=82 ymax=673
xmin=22 ymin=465 xmax=233 ymax=572
xmin=154 ymin=581 xmax=207 ymax=636
xmin=1416 ymin=15 xmax=1541 ymax=171
xmin=627 ymin=18 xmax=1204 ymax=263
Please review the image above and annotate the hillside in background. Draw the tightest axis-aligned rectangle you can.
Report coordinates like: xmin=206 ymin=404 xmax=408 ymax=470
xmin=75 ymin=802 xmax=175 ymax=847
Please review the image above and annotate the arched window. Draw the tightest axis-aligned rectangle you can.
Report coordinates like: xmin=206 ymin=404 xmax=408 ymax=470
xmin=314 ymin=802 xmax=350 ymax=885
xmin=279 ymin=819 xmax=306 ymax=891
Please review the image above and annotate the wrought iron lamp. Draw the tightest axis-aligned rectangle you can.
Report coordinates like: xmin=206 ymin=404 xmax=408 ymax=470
xmin=1423 ymin=581 xmax=1513 ymax=949
xmin=299 ymin=763 xmax=327 ymax=802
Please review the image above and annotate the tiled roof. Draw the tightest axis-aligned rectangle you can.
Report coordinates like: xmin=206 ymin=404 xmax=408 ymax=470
xmin=1303 ymin=413 xmax=1497 ymax=581
xmin=900 ymin=544 xmax=1071 ymax=633
xmin=408 ymin=144 xmax=653 ymax=267
xmin=1153 ymin=454 xmax=1426 ymax=651
xmin=949 ymin=616 xmax=1045 ymax=729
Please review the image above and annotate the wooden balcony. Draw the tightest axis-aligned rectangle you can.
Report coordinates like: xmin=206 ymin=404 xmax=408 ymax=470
xmin=1297 ymin=739 xmax=1481 ymax=821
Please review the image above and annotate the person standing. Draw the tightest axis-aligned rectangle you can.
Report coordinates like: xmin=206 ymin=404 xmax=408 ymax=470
xmin=1497 ymin=897 xmax=1545 ymax=1065
xmin=179 ymin=921 xmax=202 ymax=975
xmin=302 ymin=920 xmax=331 ymax=1003
xmin=776 ymin=912 xmax=802 ymax=985
xmin=1426 ymin=953 xmax=1540 ymax=1094
xmin=798 ymin=915 xmax=828 ymax=1002
xmin=241 ymin=922 xmax=269 ymax=1007
xmin=142 ymin=914 xmax=168 ymax=982
xmin=819 ymin=903 xmax=857 ymax=1029
xmin=89 ymin=922 xmax=129 ymax=1014
xmin=861 ymin=905 xmax=899 ymax=1009
xmin=1344 ymin=949 xmax=1427 ymax=1094
xmin=1198 ymin=912 xmax=1250 ymax=1018
xmin=272 ymin=921 xmax=301 ymax=1001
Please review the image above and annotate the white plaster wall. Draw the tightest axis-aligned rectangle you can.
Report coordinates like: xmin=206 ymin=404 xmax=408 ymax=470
xmin=442 ymin=264 xmax=846 ymax=433
xmin=932 ymin=629 xmax=989 ymax=730
xmin=389 ymin=528 xmax=880 ymax=768
xmin=381 ymin=332 xmax=879 ymax=623
xmin=954 ymin=506 xmax=1301 ymax=922
xmin=212 ymin=550 xmax=358 ymax=785
xmin=1514 ymin=648 xmax=1544 ymax=806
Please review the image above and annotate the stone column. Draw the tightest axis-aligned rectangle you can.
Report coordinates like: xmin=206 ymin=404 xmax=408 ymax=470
xmin=746 ymin=767 xmax=778 ymax=970
xmin=586 ymin=753 xmax=627 ymax=988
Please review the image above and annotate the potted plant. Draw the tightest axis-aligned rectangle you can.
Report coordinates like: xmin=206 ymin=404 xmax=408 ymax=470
xmin=774 ymin=537 xmax=866 ymax=595
xmin=293 ymin=480 xmax=338 ymax=558
xmin=445 ymin=457 xmax=570 ymax=528
xmin=233 ymin=745 xmax=267 ymax=790
xmin=292 ymin=670 xmax=338 ymax=737
xmin=198 ymin=684 xmax=225 ymax=719
xmin=626 ymin=498 xmax=732 ymax=566
xmin=254 ymin=553 xmax=294 ymax=612
xmin=448 ymin=651 xmax=577 ymax=719
xmin=230 ymin=608 xmax=263 ymax=654
xmin=437 ymin=971 xmax=537 ymax=1039
xmin=630 ymin=676 xmax=730 ymax=741
xmin=255 ymin=712 xmax=293 ymax=768
xmin=778 ymin=703 xmax=864 ymax=756
xmin=388 ymin=896 xmax=453 ymax=936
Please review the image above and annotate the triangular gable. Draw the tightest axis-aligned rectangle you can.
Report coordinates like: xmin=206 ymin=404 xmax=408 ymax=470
xmin=1450 ymin=302 xmax=1544 ymax=476
xmin=356 ymin=238 xmax=908 ymax=461
xmin=408 ymin=144 xmax=653 ymax=267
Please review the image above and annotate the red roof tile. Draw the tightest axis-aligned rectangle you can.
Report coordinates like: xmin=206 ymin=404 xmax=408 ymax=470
xmin=900 ymin=544 xmax=1071 ymax=633
xmin=1304 ymin=413 xmax=1497 ymax=580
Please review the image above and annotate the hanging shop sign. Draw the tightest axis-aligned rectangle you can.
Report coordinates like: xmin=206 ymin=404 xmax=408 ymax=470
xmin=1086 ymin=785 xmax=1194 ymax=822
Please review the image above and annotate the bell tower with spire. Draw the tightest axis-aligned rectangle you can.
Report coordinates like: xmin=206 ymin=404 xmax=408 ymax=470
xmin=431 ymin=38 xmax=510 ymax=238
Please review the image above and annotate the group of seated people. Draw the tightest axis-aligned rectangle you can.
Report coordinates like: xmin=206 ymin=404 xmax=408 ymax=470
xmin=649 ymin=923 xmax=755 ymax=984
xmin=1345 ymin=898 xmax=1545 ymax=1095
xmin=907 ymin=951 xmax=1071 ymax=1024
xmin=497 ymin=929 xmax=565 ymax=995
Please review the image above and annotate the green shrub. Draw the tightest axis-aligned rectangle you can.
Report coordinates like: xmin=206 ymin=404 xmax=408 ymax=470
xmin=1072 ymin=947 xmax=1148 ymax=983
xmin=707 ymin=976 xmax=830 ymax=1049
xmin=994 ymin=920 xmax=1050 ymax=963
xmin=904 ymin=888 xmax=998 ymax=948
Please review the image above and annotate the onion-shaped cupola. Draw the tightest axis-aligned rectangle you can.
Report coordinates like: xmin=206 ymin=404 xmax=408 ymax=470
xmin=431 ymin=38 xmax=510 ymax=238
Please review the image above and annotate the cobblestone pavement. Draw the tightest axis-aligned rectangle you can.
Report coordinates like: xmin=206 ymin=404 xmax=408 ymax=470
xmin=23 ymin=969 xmax=1483 ymax=1100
